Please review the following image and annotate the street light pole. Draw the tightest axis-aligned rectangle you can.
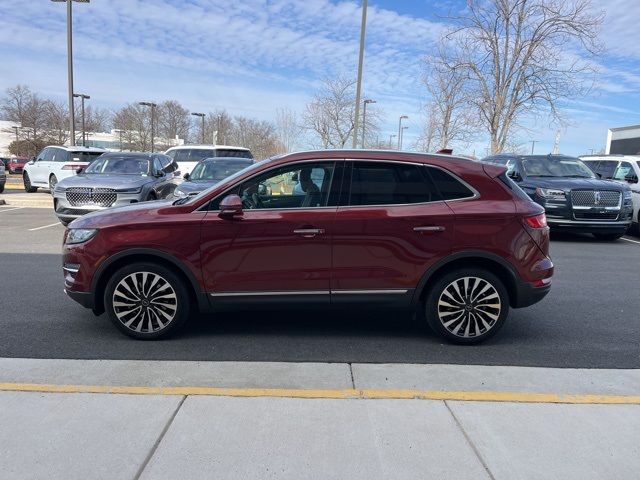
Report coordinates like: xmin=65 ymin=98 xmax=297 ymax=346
xmin=73 ymin=93 xmax=90 ymax=146
xmin=11 ymin=126 xmax=19 ymax=142
xmin=191 ymin=112 xmax=206 ymax=144
xmin=52 ymin=0 xmax=89 ymax=146
xmin=398 ymin=115 xmax=408 ymax=149
xmin=352 ymin=0 xmax=368 ymax=149
xmin=113 ymin=129 xmax=125 ymax=151
xmin=361 ymin=99 xmax=375 ymax=149
xmin=400 ymin=126 xmax=409 ymax=150
xmin=139 ymin=102 xmax=157 ymax=152
xmin=530 ymin=140 xmax=538 ymax=155
xmin=389 ymin=134 xmax=396 ymax=148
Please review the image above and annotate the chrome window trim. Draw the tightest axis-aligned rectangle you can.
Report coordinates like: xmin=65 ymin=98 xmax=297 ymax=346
xmin=197 ymin=158 xmax=342 ymax=213
xmin=210 ymin=291 xmax=330 ymax=297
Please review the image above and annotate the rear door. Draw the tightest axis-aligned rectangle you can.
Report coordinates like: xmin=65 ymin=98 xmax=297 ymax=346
xmin=331 ymin=160 xmax=455 ymax=305
xmin=200 ymin=160 xmax=343 ymax=301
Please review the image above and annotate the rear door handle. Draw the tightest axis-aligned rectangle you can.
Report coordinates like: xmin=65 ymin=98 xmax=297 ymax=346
xmin=414 ymin=226 xmax=445 ymax=233
xmin=294 ymin=228 xmax=325 ymax=237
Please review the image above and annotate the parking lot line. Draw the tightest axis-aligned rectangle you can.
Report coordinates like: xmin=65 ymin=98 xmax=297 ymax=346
xmin=28 ymin=222 xmax=62 ymax=232
xmin=0 ymin=207 xmax=26 ymax=213
xmin=621 ymin=237 xmax=640 ymax=245
xmin=0 ymin=382 xmax=639 ymax=404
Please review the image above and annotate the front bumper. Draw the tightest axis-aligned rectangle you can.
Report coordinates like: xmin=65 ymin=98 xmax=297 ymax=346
xmin=546 ymin=218 xmax=631 ymax=234
xmin=64 ymin=288 xmax=95 ymax=309
xmin=54 ymin=192 xmax=143 ymax=222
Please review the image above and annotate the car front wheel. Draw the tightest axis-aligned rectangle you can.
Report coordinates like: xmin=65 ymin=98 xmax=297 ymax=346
xmin=49 ymin=175 xmax=58 ymax=194
xmin=104 ymin=262 xmax=191 ymax=339
xmin=23 ymin=172 xmax=37 ymax=193
xmin=425 ymin=268 xmax=509 ymax=345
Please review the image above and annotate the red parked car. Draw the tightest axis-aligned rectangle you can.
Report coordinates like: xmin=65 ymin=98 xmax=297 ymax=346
xmin=62 ymin=150 xmax=553 ymax=343
xmin=8 ymin=156 xmax=29 ymax=174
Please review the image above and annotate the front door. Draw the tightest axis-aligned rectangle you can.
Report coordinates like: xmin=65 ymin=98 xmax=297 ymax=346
xmin=200 ymin=160 xmax=342 ymax=303
xmin=331 ymin=160 xmax=455 ymax=304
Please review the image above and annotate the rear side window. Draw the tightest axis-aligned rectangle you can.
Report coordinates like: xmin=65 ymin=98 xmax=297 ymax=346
xmin=348 ymin=162 xmax=440 ymax=206
xmin=174 ymin=149 xmax=191 ymax=162
xmin=189 ymin=150 xmax=215 ymax=162
xmin=54 ymin=149 xmax=69 ymax=162
xmin=498 ymin=172 xmax=531 ymax=201
xmin=426 ymin=167 xmax=475 ymax=200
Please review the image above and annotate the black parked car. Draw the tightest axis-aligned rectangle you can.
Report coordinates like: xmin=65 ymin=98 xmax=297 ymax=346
xmin=53 ymin=152 xmax=180 ymax=226
xmin=173 ymin=157 xmax=253 ymax=199
xmin=482 ymin=154 xmax=633 ymax=240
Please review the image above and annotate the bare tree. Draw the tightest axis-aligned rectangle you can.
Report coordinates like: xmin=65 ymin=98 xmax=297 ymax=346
xmin=275 ymin=107 xmax=301 ymax=153
xmin=231 ymin=116 xmax=282 ymax=159
xmin=302 ymin=77 xmax=358 ymax=149
xmin=157 ymin=100 xmax=190 ymax=146
xmin=203 ymin=110 xmax=234 ymax=145
xmin=444 ymin=0 xmax=603 ymax=154
xmin=414 ymin=103 xmax=440 ymax=152
xmin=113 ymin=103 xmax=151 ymax=151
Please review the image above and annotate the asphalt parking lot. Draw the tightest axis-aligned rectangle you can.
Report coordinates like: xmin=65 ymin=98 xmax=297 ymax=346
xmin=1 ymin=206 xmax=639 ymax=368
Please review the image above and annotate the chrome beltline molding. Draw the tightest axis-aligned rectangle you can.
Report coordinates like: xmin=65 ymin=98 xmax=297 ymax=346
xmin=209 ymin=289 xmax=409 ymax=297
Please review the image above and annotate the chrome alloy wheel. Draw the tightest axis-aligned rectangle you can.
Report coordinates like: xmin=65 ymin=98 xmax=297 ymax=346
xmin=112 ymin=272 xmax=178 ymax=333
xmin=437 ymin=276 xmax=501 ymax=338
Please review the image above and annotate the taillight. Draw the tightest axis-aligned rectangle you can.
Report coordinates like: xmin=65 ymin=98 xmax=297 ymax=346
xmin=524 ymin=213 xmax=547 ymax=228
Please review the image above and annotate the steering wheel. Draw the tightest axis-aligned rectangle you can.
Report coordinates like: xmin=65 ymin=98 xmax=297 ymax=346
xmin=251 ymin=193 xmax=264 ymax=209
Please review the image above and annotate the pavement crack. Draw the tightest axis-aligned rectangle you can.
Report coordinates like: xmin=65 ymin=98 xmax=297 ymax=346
xmin=444 ymin=400 xmax=496 ymax=480
xmin=348 ymin=363 xmax=356 ymax=389
xmin=133 ymin=394 xmax=187 ymax=480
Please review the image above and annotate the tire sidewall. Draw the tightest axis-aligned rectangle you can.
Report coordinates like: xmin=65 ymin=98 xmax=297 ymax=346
xmin=425 ymin=268 xmax=510 ymax=345
xmin=104 ymin=262 xmax=190 ymax=340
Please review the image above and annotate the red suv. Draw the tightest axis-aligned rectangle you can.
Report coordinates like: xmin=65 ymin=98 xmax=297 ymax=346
xmin=62 ymin=150 xmax=553 ymax=344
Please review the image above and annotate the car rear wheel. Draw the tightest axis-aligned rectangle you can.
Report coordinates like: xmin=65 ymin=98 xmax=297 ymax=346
xmin=592 ymin=232 xmax=624 ymax=241
xmin=23 ymin=172 xmax=37 ymax=193
xmin=104 ymin=262 xmax=191 ymax=339
xmin=425 ymin=268 xmax=509 ymax=345
xmin=49 ymin=175 xmax=58 ymax=194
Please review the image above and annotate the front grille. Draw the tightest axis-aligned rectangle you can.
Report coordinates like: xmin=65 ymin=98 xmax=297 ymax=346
xmin=570 ymin=190 xmax=620 ymax=208
xmin=573 ymin=212 xmax=619 ymax=220
xmin=66 ymin=187 xmax=117 ymax=207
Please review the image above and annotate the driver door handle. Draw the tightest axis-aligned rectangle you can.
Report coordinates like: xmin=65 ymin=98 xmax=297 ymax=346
xmin=294 ymin=228 xmax=325 ymax=238
xmin=414 ymin=226 xmax=445 ymax=233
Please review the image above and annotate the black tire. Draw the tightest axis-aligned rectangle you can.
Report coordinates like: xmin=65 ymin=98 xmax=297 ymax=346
xmin=23 ymin=172 xmax=37 ymax=193
xmin=104 ymin=262 xmax=191 ymax=340
xmin=592 ymin=232 xmax=624 ymax=241
xmin=0 ymin=184 xmax=4 ymax=193
xmin=49 ymin=174 xmax=58 ymax=194
xmin=424 ymin=268 xmax=509 ymax=345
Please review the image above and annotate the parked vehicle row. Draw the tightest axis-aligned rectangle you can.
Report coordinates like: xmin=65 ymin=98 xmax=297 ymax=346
xmin=481 ymin=154 xmax=634 ymax=240
xmin=62 ymin=150 xmax=553 ymax=344
xmin=165 ymin=145 xmax=253 ymax=176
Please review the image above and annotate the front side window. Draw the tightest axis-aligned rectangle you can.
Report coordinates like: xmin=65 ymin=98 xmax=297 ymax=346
xmin=348 ymin=162 xmax=440 ymax=206
xmin=238 ymin=161 xmax=335 ymax=210
xmin=174 ymin=149 xmax=190 ymax=162
xmin=39 ymin=148 xmax=51 ymax=162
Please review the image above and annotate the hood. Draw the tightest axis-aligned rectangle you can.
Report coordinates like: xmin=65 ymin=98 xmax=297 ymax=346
xmin=69 ymin=199 xmax=176 ymax=229
xmin=521 ymin=176 xmax=629 ymax=191
xmin=175 ymin=180 xmax=215 ymax=195
xmin=58 ymin=174 xmax=152 ymax=189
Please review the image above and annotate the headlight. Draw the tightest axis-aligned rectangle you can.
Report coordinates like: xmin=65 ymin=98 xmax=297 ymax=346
xmin=174 ymin=189 xmax=187 ymax=199
xmin=54 ymin=185 xmax=66 ymax=194
xmin=116 ymin=187 xmax=142 ymax=194
xmin=623 ymin=190 xmax=632 ymax=201
xmin=536 ymin=188 xmax=566 ymax=200
xmin=65 ymin=228 xmax=98 ymax=245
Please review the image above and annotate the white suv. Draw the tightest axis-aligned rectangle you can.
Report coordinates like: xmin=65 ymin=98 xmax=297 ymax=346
xmin=581 ymin=155 xmax=640 ymax=230
xmin=23 ymin=146 xmax=106 ymax=193
xmin=164 ymin=145 xmax=253 ymax=176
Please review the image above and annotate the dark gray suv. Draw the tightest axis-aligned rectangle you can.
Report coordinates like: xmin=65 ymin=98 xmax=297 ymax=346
xmin=53 ymin=152 xmax=180 ymax=226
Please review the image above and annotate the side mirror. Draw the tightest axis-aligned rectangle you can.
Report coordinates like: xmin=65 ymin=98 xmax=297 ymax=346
xmin=183 ymin=172 xmax=190 ymax=180
xmin=625 ymin=174 xmax=638 ymax=184
xmin=507 ymin=170 xmax=521 ymax=181
xmin=218 ymin=194 xmax=243 ymax=218
xmin=76 ymin=167 xmax=84 ymax=174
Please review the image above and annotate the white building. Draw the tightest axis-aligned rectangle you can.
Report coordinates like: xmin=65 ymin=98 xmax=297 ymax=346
xmin=606 ymin=125 xmax=640 ymax=155
xmin=0 ymin=120 xmax=20 ymax=156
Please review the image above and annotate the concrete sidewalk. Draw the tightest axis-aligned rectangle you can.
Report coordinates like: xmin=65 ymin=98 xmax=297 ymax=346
xmin=1 ymin=359 xmax=639 ymax=479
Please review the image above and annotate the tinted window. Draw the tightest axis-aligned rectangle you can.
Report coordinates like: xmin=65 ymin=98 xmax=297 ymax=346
xmin=613 ymin=161 xmax=634 ymax=181
xmin=348 ymin=162 xmax=439 ymax=206
xmin=215 ymin=149 xmax=253 ymax=159
xmin=68 ymin=151 xmax=103 ymax=163
xmin=426 ymin=167 xmax=475 ymax=200
xmin=85 ymin=156 xmax=150 ymax=175
xmin=189 ymin=149 xmax=215 ymax=162
xmin=39 ymin=148 xmax=52 ymax=162
xmin=165 ymin=150 xmax=176 ymax=160
xmin=53 ymin=149 xmax=69 ymax=162
xmin=158 ymin=156 xmax=171 ymax=169
xmin=153 ymin=158 xmax=163 ymax=174
xmin=191 ymin=160 xmax=252 ymax=182
xmin=174 ymin=149 xmax=190 ymax=162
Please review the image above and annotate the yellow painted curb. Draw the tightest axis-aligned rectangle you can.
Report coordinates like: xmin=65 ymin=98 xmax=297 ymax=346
xmin=0 ymin=383 xmax=639 ymax=404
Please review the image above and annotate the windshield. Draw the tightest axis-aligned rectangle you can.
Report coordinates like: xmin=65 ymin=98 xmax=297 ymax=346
xmin=85 ymin=156 xmax=150 ymax=175
xmin=190 ymin=160 xmax=253 ymax=182
xmin=69 ymin=152 xmax=104 ymax=163
xmin=174 ymin=159 xmax=268 ymax=205
xmin=522 ymin=156 xmax=595 ymax=178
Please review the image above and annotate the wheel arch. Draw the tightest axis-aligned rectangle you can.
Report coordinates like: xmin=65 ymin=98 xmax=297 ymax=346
xmin=91 ymin=248 xmax=207 ymax=315
xmin=412 ymin=251 xmax=520 ymax=308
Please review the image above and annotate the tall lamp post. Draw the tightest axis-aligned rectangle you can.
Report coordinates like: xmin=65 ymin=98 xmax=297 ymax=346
xmin=11 ymin=126 xmax=19 ymax=142
xmin=530 ymin=140 xmax=538 ymax=155
xmin=389 ymin=134 xmax=396 ymax=148
xmin=397 ymin=115 xmax=408 ymax=149
xmin=400 ymin=125 xmax=409 ymax=150
xmin=139 ymin=102 xmax=158 ymax=152
xmin=361 ymin=99 xmax=375 ymax=148
xmin=73 ymin=93 xmax=90 ymax=146
xmin=352 ymin=0 xmax=368 ymax=148
xmin=51 ymin=0 xmax=90 ymax=147
xmin=191 ymin=112 xmax=206 ymax=144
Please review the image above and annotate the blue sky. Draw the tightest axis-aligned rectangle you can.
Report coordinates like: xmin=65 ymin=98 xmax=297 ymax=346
xmin=1 ymin=0 xmax=640 ymax=156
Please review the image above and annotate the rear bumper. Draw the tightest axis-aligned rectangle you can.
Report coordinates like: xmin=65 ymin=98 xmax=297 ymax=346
xmin=513 ymin=280 xmax=552 ymax=308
